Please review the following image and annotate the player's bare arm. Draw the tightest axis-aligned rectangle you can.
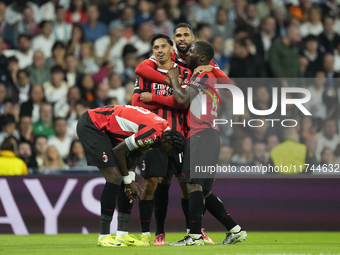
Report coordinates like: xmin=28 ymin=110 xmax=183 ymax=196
xmin=112 ymin=141 xmax=142 ymax=200
xmin=168 ymin=67 xmax=197 ymax=107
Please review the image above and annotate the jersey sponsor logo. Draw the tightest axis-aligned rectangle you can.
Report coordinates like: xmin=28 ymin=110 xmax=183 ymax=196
xmin=153 ymin=83 xmax=173 ymax=96
xmin=102 ymin=152 xmax=108 ymax=163
xmin=195 ymin=77 xmax=201 ymax=82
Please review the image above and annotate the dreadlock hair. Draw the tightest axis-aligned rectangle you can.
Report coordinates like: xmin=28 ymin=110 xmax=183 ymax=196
xmin=163 ymin=130 xmax=186 ymax=154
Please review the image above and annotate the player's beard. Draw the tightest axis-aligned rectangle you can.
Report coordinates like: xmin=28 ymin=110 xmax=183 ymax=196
xmin=176 ymin=42 xmax=192 ymax=54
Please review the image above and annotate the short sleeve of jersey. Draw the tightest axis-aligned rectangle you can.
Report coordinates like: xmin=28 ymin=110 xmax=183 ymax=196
xmin=188 ymin=72 xmax=210 ymax=94
xmin=125 ymin=124 xmax=170 ymax=151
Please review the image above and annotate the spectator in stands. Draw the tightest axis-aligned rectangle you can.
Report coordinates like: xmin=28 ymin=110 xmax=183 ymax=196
xmin=47 ymin=118 xmax=72 ymax=159
xmin=78 ymin=42 xmax=100 ymax=75
xmin=42 ymin=145 xmax=68 ymax=169
xmin=316 ymin=119 xmax=340 ymax=161
xmin=266 ymin=134 xmax=279 ymax=152
xmin=1 ymin=99 xmax=20 ymax=123
xmin=250 ymin=86 xmax=278 ymax=119
xmin=305 ymin=135 xmax=318 ymax=165
xmin=0 ymin=114 xmax=20 ymax=145
xmin=32 ymin=21 xmax=55 ymax=59
xmin=107 ymin=73 xmax=125 ymax=105
xmin=124 ymin=82 xmax=134 ymax=105
xmin=83 ymin=5 xmax=108 ymax=43
xmin=43 ymin=65 xmax=69 ymax=104
xmin=211 ymin=35 xmax=229 ymax=73
xmin=0 ymin=2 xmax=14 ymax=48
xmin=119 ymin=6 xmax=136 ymax=40
xmin=65 ymin=99 xmax=88 ymax=138
xmin=333 ymin=143 xmax=340 ymax=165
xmin=67 ymin=139 xmax=87 ymax=167
xmin=319 ymin=147 xmax=335 ymax=165
xmin=189 ymin=0 xmax=217 ymax=26
xmin=5 ymin=0 xmax=40 ymax=26
xmin=269 ymin=128 xmax=313 ymax=173
xmin=299 ymin=116 xmax=316 ymax=143
xmin=299 ymin=55 xmax=309 ymax=77
xmin=319 ymin=16 xmax=339 ymax=53
xmin=18 ymin=115 xmax=34 ymax=145
xmin=288 ymin=0 xmax=312 ymax=23
xmin=231 ymin=136 xmax=254 ymax=166
xmin=273 ymin=6 xmax=288 ymax=38
xmin=34 ymin=135 xmax=48 ymax=168
xmin=52 ymin=5 xmax=72 ymax=43
xmin=196 ymin=22 xmax=212 ymax=42
xmin=229 ymin=38 xmax=267 ymax=80
xmin=323 ymin=53 xmax=340 ymax=88
xmin=10 ymin=34 xmax=34 ymax=69
xmin=135 ymin=0 xmax=153 ymax=25
xmin=0 ymin=83 xmax=6 ymax=115
xmin=79 ymin=74 xmax=95 ymax=102
xmin=6 ymin=69 xmax=31 ymax=104
xmin=99 ymin=0 xmax=120 ymax=25
xmin=0 ymin=37 xmax=6 ymax=70
xmin=121 ymin=44 xmax=138 ymax=84
xmin=305 ymin=69 xmax=328 ymax=119
xmin=32 ymin=102 xmax=54 ymax=137
xmin=46 ymin=41 xmax=67 ymax=70
xmin=250 ymin=118 xmax=269 ymax=144
xmin=20 ymin=85 xmax=45 ymax=123
xmin=40 ymin=0 xmax=59 ymax=21
xmin=26 ymin=51 xmax=51 ymax=86
xmin=65 ymin=54 xmax=82 ymax=87
xmin=301 ymin=35 xmax=323 ymax=78
xmin=151 ymin=8 xmax=174 ymax=38
xmin=129 ymin=23 xmax=153 ymax=56
xmin=244 ymin=3 xmax=260 ymax=31
xmin=94 ymin=20 xmax=127 ymax=69
xmin=212 ymin=7 xmax=234 ymax=41
xmin=0 ymin=137 xmax=28 ymax=175
xmin=17 ymin=141 xmax=37 ymax=169
xmin=165 ymin=0 xmax=188 ymax=25
xmin=0 ymin=56 xmax=18 ymax=88
xmin=218 ymin=144 xmax=233 ymax=167
xmin=66 ymin=24 xmax=84 ymax=58
xmin=12 ymin=7 xmax=39 ymax=46
xmin=334 ymin=39 xmax=340 ymax=72
xmin=91 ymin=82 xmax=109 ymax=108
xmin=300 ymin=6 xmax=323 ymax=37
xmin=252 ymin=142 xmax=269 ymax=166
xmin=66 ymin=0 xmax=87 ymax=24
xmin=269 ymin=25 xmax=301 ymax=78
xmin=54 ymin=86 xmax=81 ymax=120
xmin=252 ymin=16 xmax=276 ymax=64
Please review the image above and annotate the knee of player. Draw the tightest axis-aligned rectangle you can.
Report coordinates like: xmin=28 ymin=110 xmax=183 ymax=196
xmin=186 ymin=183 xmax=202 ymax=193
xmin=203 ymin=190 xmax=211 ymax=198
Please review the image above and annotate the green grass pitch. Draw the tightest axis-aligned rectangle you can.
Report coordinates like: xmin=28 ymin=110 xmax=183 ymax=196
xmin=1 ymin=232 xmax=340 ymax=255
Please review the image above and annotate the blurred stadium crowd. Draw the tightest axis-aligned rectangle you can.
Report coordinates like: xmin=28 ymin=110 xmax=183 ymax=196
xmin=1 ymin=0 xmax=340 ymax=173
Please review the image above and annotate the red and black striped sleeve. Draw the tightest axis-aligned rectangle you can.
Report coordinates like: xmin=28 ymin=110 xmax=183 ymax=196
xmin=135 ymin=58 xmax=167 ymax=84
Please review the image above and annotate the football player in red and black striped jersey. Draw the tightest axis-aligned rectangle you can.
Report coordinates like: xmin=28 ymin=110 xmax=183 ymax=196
xmin=76 ymin=105 xmax=186 ymax=247
xmin=168 ymin=41 xmax=247 ymax=246
xmin=131 ymin=34 xmax=194 ymax=245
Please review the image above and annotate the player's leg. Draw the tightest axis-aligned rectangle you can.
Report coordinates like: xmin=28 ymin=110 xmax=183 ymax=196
xmin=139 ymin=176 xmax=158 ymax=245
xmin=153 ymin=169 xmax=174 ymax=245
xmin=203 ymin=190 xmax=247 ymax=245
xmin=76 ymin=113 xmax=125 ymax=247
xmin=97 ymin=166 xmax=127 ymax=247
xmin=115 ymin=182 xmax=148 ymax=246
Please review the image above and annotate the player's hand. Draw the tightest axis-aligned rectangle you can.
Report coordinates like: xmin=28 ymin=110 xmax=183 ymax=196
xmin=193 ymin=65 xmax=213 ymax=75
xmin=178 ymin=75 xmax=183 ymax=85
xmin=168 ymin=67 xmax=180 ymax=79
xmin=125 ymin=181 xmax=143 ymax=202
xmin=140 ymin=92 xmax=152 ymax=103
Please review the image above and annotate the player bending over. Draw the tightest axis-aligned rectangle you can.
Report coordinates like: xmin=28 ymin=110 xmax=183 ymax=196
xmin=168 ymin=41 xmax=247 ymax=246
xmin=76 ymin=105 xmax=186 ymax=247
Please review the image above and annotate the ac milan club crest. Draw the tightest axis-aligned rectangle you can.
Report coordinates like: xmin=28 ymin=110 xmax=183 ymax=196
xmin=141 ymin=160 xmax=146 ymax=171
xmin=102 ymin=152 xmax=108 ymax=163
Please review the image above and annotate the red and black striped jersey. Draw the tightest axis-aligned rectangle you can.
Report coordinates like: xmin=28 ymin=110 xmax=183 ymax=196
xmin=186 ymin=71 xmax=219 ymax=138
xmin=87 ymin=105 xmax=170 ymax=151
xmin=132 ymin=63 xmax=191 ymax=136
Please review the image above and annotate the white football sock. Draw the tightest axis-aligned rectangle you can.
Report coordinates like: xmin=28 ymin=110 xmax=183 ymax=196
xmin=116 ymin=231 xmax=128 ymax=237
xmin=230 ymin=225 xmax=241 ymax=233
xmin=99 ymin=234 xmax=110 ymax=239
